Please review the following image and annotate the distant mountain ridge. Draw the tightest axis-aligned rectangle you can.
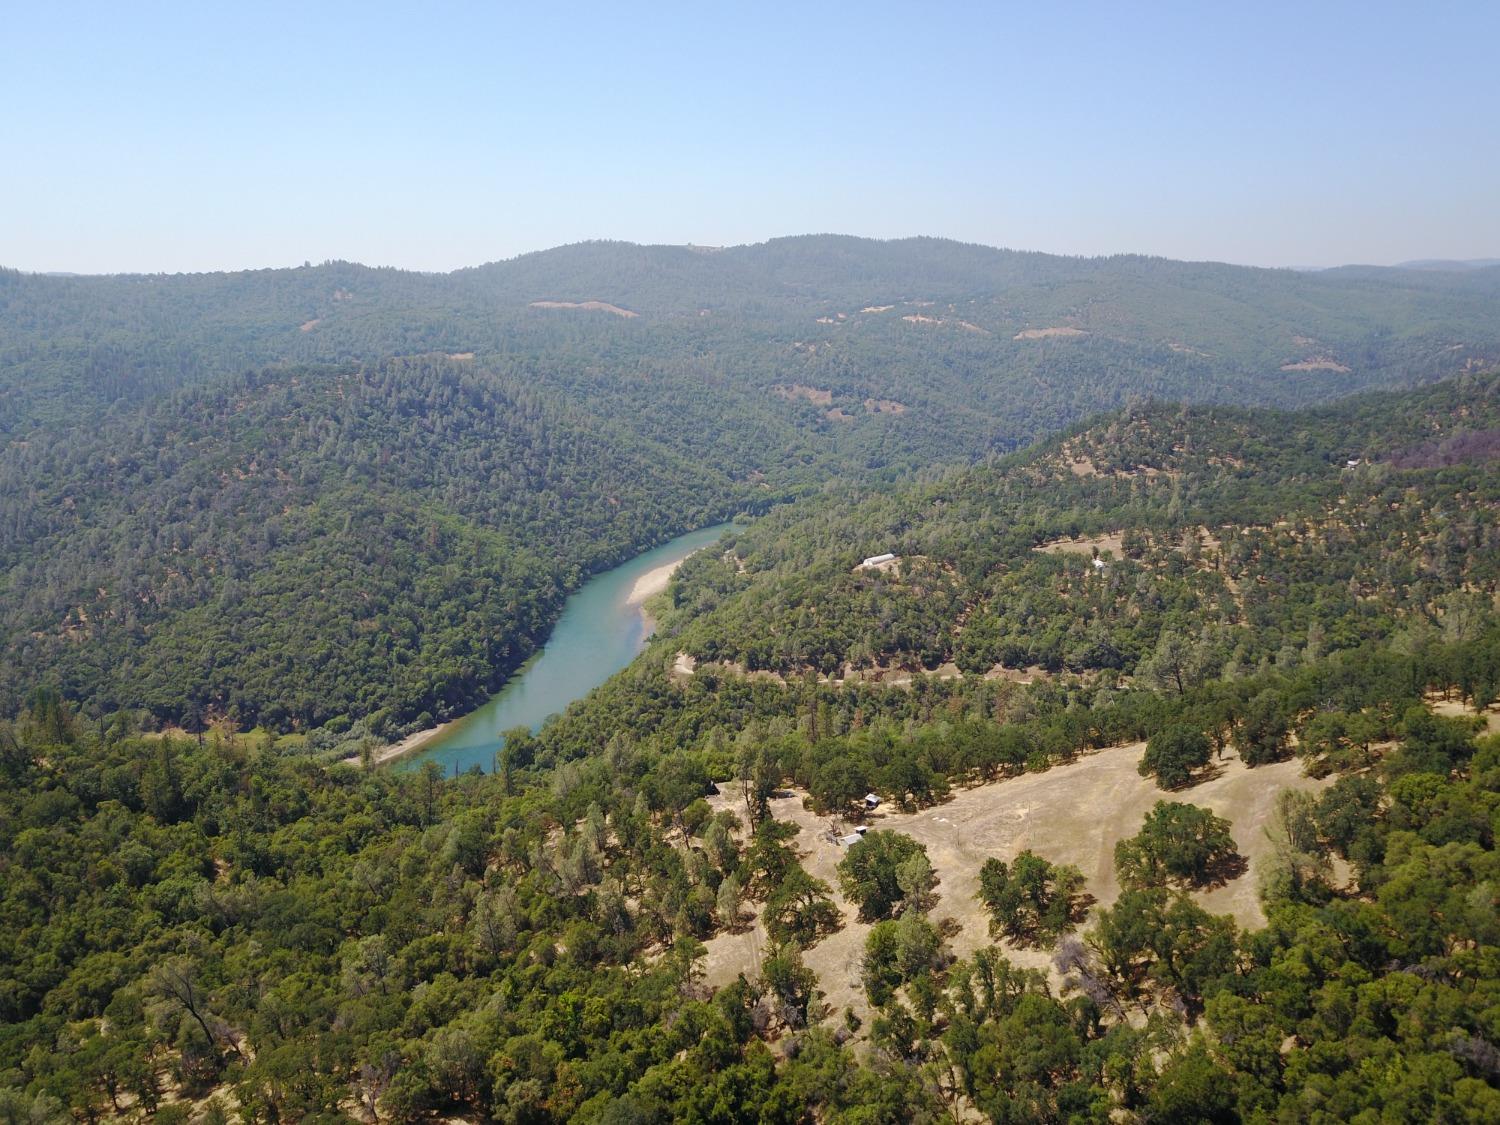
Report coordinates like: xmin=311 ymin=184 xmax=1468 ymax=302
xmin=3 ymin=235 xmax=1499 ymax=729
xmin=1394 ymin=257 xmax=1500 ymax=271
xmin=4 ymin=234 xmax=1498 ymax=438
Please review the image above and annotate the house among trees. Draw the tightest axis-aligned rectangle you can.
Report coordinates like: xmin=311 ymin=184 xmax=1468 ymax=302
xmin=864 ymin=792 xmax=882 ymax=809
xmin=858 ymin=552 xmax=897 ymax=569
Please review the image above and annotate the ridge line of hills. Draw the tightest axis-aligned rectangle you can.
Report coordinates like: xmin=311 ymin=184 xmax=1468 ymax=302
xmin=3 ymin=235 xmax=1499 ymax=741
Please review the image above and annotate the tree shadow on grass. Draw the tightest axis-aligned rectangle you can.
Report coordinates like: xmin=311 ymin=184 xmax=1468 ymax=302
xmin=1197 ymin=850 xmax=1248 ymax=889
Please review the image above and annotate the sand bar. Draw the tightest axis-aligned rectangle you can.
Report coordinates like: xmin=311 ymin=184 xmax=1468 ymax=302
xmin=626 ymin=559 xmax=685 ymax=605
xmin=339 ymin=720 xmax=455 ymax=769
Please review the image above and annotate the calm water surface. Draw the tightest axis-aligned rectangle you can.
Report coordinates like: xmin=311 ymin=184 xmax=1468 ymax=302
xmin=399 ymin=522 xmax=735 ymax=775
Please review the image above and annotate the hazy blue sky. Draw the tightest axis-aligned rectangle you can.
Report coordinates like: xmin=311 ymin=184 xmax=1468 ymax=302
xmin=4 ymin=1 xmax=1497 ymax=273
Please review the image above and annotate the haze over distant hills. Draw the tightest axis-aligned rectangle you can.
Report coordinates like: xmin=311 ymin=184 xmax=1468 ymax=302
xmin=1394 ymin=257 xmax=1500 ymax=271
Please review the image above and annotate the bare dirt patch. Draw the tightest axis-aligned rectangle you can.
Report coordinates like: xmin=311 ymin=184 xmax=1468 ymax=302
xmin=902 ymin=314 xmax=989 ymax=334
xmin=1014 ymin=326 xmax=1087 ymax=340
xmin=674 ymin=650 xmax=968 ymax=691
xmin=446 ymin=352 xmax=475 ymax=361
xmin=529 ymin=300 xmax=638 ymax=318
xmin=1035 ymin=532 xmax=1126 ymax=557
xmin=860 ymin=305 xmax=895 ymax=313
xmin=982 ymin=664 xmax=1049 ymax=685
xmin=299 ymin=318 xmax=321 ymax=332
xmin=1281 ymin=358 xmax=1351 ymax=373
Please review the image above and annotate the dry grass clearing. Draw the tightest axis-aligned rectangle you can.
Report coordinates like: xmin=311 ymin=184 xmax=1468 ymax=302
xmin=1431 ymin=697 xmax=1500 ymax=734
xmin=901 ymin=314 xmax=989 ymax=334
xmin=1014 ymin=326 xmax=1087 ymax=340
xmin=771 ymin=384 xmax=834 ymax=405
xmin=1034 ymin=531 xmax=1126 ymax=557
xmin=528 ymin=300 xmax=638 ymax=318
xmin=1282 ymin=359 xmax=1351 ymax=373
xmin=702 ymin=743 xmax=1325 ymax=1029
xmin=299 ymin=318 xmax=321 ymax=332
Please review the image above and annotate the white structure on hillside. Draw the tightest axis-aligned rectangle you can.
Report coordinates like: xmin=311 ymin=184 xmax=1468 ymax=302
xmin=859 ymin=552 xmax=897 ymax=569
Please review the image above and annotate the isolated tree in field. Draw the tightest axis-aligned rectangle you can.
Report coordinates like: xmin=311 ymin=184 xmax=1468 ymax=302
xmin=977 ymin=850 xmax=1087 ymax=944
xmin=764 ymin=864 xmax=841 ymax=945
xmin=746 ymin=818 xmax=799 ymax=895
xmin=810 ymin=756 xmax=868 ymax=815
xmin=716 ymin=872 xmax=744 ymax=929
xmin=1235 ymin=690 xmax=1291 ymax=766
xmin=1114 ymin=801 xmax=1241 ymax=889
xmin=837 ymin=831 xmax=934 ymax=921
xmin=761 ymin=943 xmax=821 ymax=1028
xmin=1260 ymin=789 xmax=1330 ymax=904
xmin=701 ymin=812 xmax=741 ymax=875
xmin=895 ymin=849 xmax=938 ymax=914
xmin=1139 ymin=725 xmax=1212 ymax=789
xmin=862 ymin=912 xmax=944 ymax=1006
xmin=739 ymin=744 xmax=781 ymax=828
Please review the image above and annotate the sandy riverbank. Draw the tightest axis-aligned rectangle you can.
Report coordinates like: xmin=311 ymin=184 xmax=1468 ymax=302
xmin=625 ymin=558 xmax=686 ymax=605
xmin=339 ymin=721 xmax=455 ymax=769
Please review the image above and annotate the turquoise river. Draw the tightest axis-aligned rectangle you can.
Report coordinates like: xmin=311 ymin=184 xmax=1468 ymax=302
xmin=397 ymin=522 xmax=736 ymax=776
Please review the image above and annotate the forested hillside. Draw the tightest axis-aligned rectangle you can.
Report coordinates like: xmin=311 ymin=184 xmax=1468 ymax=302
xmin=6 ymin=236 xmax=1499 ymax=445
xmin=659 ymin=371 xmax=1500 ymax=684
xmin=3 ymin=376 xmax=1499 ymax=1119
xmin=0 ymin=356 xmax=772 ymax=729
xmin=4 ymin=239 xmax=1499 ymax=739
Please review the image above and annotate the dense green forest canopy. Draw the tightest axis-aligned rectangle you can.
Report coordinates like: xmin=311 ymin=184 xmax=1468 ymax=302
xmin=4 ymin=238 xmax=1499 ymax=738
xmin=3 ymin=590 xmax=1497 ymax=1122
xmin=3 ymin=351 xmax=1499 ymax=1119
xmin=5 ymin=237 xmax=1498 ymax=441
xmin=656 ymin=371 xmax=1500 ymax=685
